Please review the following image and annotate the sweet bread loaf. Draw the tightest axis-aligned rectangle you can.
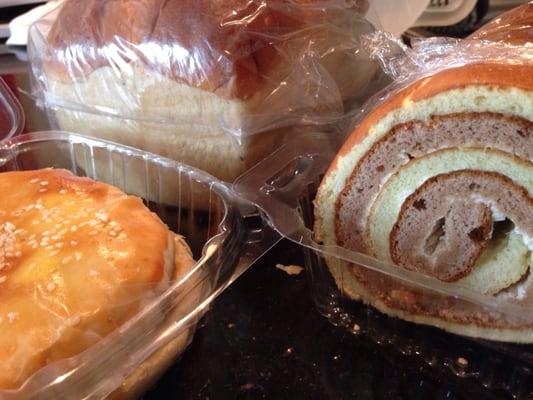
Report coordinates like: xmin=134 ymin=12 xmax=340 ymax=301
xmin=0 ymin=169 xmax=196 ymax=390
xmin=40 ymin=0 xmax=375 ymax=181
xmin=315 ymin=62 xmax=533 ymax=342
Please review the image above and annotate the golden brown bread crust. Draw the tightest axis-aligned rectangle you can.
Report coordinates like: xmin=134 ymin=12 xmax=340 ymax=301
xmin=324 ymin=63 xmax=533 ymax=178
xmin=0 ymin=169 xmax=194 ymax=389
xmin=469 ymin=2 xmax=532 ymax=44
xmin=45 ymin=0 xmax=366 ymax=100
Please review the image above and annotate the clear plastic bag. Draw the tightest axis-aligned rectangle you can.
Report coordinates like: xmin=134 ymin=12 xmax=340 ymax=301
xmin=234 ymin=22 xmax=533 ymax=397
xmin=27 ymin=0 xmax=383 ymax=181
xmin=235 ymin=132 xmax=533 ymax=399
xmin=0 ymin=131 xmax=280 ymax=399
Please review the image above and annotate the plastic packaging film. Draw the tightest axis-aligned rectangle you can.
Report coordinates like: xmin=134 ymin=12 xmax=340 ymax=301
xmin=27 ymin=0 xmax=387 ymax=181
xmin=0 ymin=132 xmax=280 ymax=399
xmin=0 ymin=79 xmax=24 ymax=141
xmin=234 ymin=6 xmax=533 ymax=397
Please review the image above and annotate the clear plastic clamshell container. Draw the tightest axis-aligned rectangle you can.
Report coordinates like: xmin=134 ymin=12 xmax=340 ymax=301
xmin=235 ymin=133 xmax=533 ymax=399
xmin=0 ymin=132 xmax=279 ymax=399
xmin=0 ymin=78 xmax=24 ymax=141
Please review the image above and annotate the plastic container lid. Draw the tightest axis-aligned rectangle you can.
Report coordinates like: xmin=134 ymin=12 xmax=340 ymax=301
xmin=0 ymin=77 xmax=24 ymax=141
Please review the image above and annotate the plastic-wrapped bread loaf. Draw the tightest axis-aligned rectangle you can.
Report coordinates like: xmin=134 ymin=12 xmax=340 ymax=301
xmin=314 ymin=6 xmax=532 ymax=342
xmin=32 ymin=0 xmax=377 ymax=181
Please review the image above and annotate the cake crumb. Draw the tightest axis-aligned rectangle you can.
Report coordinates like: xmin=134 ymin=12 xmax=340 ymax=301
xmin=456 ymin=357 xmax=468 ymax=367
xmin=275 ymin=264 xmax=304 ymax=276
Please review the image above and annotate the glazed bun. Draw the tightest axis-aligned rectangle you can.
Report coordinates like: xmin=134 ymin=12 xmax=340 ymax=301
xmin=0 ymin=169 xmax=195 ymax=389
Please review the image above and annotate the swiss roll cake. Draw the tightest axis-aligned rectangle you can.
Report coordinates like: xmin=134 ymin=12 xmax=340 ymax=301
xmin=314 ymin=61 xmax=533 ymax=342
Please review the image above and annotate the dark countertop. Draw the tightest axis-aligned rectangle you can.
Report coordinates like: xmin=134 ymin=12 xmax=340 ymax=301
xmin=143 ymin=239 xmax=516 ymax=400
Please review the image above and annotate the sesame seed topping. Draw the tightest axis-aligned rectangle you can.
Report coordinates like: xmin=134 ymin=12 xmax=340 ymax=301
xmin=71 ymin=226 xmax=78 ymax=232
xmin=46 ymin=282 xmax=56 ymax=292
xmin=59 ymin=189 xmax=67 ymax=194
xmin=40 ymin=181 xmax=49 ymax=186
xmin=70 ymin=241 xmax=78 ymax=246
xmin=96 ymin=211 xmax=109 ymax=222
xmin=62 ymin=256 xmax=73 ymax=265
xmin=30 ymin=178 xmax=39 ymax=184
xmin=39 ymin=188 xmax=47 ymax=193
xmin=74 ymin=252 xmax=82 ymax=261
xmin=7 ymin=312 xmax=19 ymax=323
xmin=89 ymin=270 xmax=98 ymax=277
xmin=109 ymin=230 xmax=117 ymax=237
xmin=55 ymin=243 xmax=64 ymax=248
xmin=50 ymin=250 xmax=59 ymax=256
xmin=0 ymin=276 xmax=6 ymax=283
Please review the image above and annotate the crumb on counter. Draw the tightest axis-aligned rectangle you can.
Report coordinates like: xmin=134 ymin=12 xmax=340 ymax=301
xmin=275 ymin=264 xmax=304 ymax=276
xmin=456 ymin=357 xmax=468 ymax=367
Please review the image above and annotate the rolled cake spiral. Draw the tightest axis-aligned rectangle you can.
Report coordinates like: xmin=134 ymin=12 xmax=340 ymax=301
xmin=314 ymin=62 xmax=533 ymax=342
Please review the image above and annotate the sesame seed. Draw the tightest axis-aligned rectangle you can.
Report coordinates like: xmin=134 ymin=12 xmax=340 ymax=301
xmin=30 ymin=178 xmax=39 ymax=184
xmin=70 ymin=241 xmax=78 ymax=246
xmin=7 ymin=312 xmax=19 ymax=323
xmin=0 ymin=276 xmax=6 ymax=283
xmin=71 ymin=226 xmax=78 ymax=232
xmin=59 ymin=189 xmax=67 ymax=194
xmin=46 ymin=282 xmax=56 ymax=292
xmin=39 ymin=188 xmax=47 ymax=193
xmin=55 ymin=243 xmax=64 ymax=248
xmin=62 ymin=256 xmax=73 ymax=265
xmin=89 ymin=270 xmax=98 ymax=277
xmin=7 ymin=312 xmax=19 ymax=324
xmin=32 ymin=221 xmax=39 ymax=225
xmin=50 ymin=250 xmax=59 ymax=256
xmin=14 ymin=251 xmax=21 ymax=258
xmin=74 ymin=252 xmax=82 ymax=261
xmin=109 ymin=230 xmax=117 ymax=237
xmin=40 ymin=181 xmax=49 ymax=186
xmin=96 ymin=212 xmax=109 ymax=222
xmin=4 ymin=222 xmax=15 ymax=233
